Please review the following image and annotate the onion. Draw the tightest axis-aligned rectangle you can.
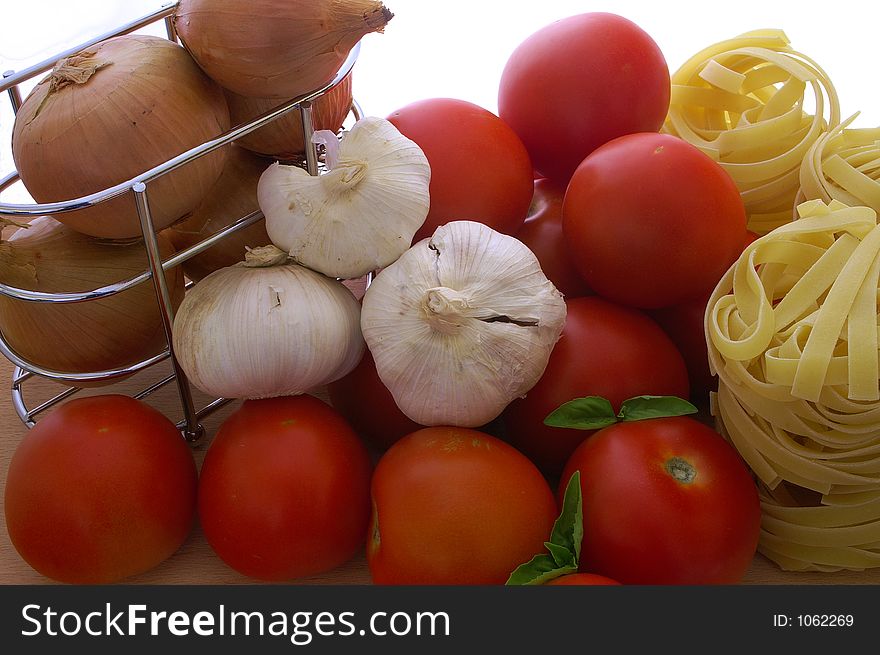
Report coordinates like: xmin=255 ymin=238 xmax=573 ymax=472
xmin=0 ymin=217 xmax=184 ymax=380
xmin=164 ymin=146 xmax=271 ymax=282
xmin=11 ymin=34 xmax=230 ymax=240
xmin=173 ymin=0 xmax=392 ymax=99
xmin=226 ymin=73 xmax=354 ymax=160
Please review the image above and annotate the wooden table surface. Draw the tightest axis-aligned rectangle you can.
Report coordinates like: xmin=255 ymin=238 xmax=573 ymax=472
xmin=2 ymin=355 xmax=878 ymax=586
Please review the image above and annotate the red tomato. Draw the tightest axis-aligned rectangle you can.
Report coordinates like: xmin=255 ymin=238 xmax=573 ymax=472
xmin=561 ymin=417 xmax=761 ymax=585
xmin=546 ymin=573 xmax=621 ymax=586
xmin=327 ymin=349 xmax=422 ymax=452
xmin=368 ymin=427 xmax=557 ymax=585
xmin=650 ymin=293 xmax=716 ymax=405
xmin=4 ymin=395 xmax=197 ymax=583
xmin=649 ymin=231 xmax=760 ymax=405
xmin=198 ymin=395 xmax=372 ymax=581
xmin=503 ymin=296 xmax=689 ymax=474
xmin=388 ymin=98 xmax=533 ymax=242
xmin=562 ymin=132 xmax=747 ymax=309
xmin=498 ymin=12 xmax=670 ymax=184
xmin=516 ymin=178 xmax=592 ymax=298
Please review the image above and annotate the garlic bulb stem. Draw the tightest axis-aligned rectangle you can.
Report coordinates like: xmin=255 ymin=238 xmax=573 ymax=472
xmin=243 ymin=244 xmax=291 ymax=267
xmin=336 ymin=161 xmax=367 ymax=187
xmin=422 ymin=287 xmax=469 ymax=335
xmin=312 ymin=129 xmax=341 ymax=170
xmin=421 ymin=286 xmax=540 ymax=335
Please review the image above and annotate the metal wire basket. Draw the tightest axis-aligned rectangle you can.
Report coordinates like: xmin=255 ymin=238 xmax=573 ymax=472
xmin=0 ymin=1 xmax=362 ymax=441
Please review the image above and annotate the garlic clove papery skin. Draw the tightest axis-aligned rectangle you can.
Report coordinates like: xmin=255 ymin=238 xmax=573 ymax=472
xmin=172 ymin=248 xmax=364 ymax=400
xmin=360 ymin=220 xmax=567 ymax=427
xmin=257 ymin=116 xmax=430 ymax=279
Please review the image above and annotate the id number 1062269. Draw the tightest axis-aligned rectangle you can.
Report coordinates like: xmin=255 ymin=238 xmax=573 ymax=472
xmin=773 ymin=614 xmax=855 ymax=628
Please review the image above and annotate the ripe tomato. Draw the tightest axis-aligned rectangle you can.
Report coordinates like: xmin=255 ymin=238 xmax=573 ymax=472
xmin=368 ymin=427 xmax=557 ymax=585
xmin=650 ymin=292 xmax=716 ymax=405
xmin=503 ymin=296 xmax=689 ymax=474
xmin=4 ymin=395 xmax=197 ymax=583
xmin=197 ymin=395 xmax=372 ymax=581
xmin=546 ymin=573 xmax=621 ymax=586
xmin=327 ymin=349 xmax=422 ymax=451
xmin=561 ymin=417 xmax=761 ymax=585
xmin=498 ymin=12 xmax=670 ymax=184
xmin=387 ymin=98 xmax=533 ymax=242
xmin=563 ymin=132 xmax=747 ymax=309
xmin=516 ymin=178 xmax=592 ymax=298
xmin=649 ymin=231 xmax=760 ymax=404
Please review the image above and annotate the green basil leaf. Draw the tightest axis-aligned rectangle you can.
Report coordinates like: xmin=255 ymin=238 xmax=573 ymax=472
xmin=552 ymin=471 xmax=584 ymax=561
xmin=617 ymin=395 xmax=698 ymax=422
xmin=505 ymin=472 xmax=585 ymax=585
xmin=545 ymin=542 xmax=576 ymax=569
xmin=543 ymin=396 xmax=617 ymax=430
xmin=505 ymin=554 xmax=577 ymax=586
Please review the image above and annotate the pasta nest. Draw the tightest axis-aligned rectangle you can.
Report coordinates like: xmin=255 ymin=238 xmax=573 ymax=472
xmin=707 ymin=199 xmax=880 ymax=572
xmin=665 ymin=29 xmax=840 ymax=236
xmin=800 ymin=113 xmax=880 ymax=215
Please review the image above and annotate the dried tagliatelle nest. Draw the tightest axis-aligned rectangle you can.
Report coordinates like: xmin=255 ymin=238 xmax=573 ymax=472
xmin=665 ymin=29 xmax=840 ymax=235
xmin=799 ymin=113 xmax=880 ymax=215
xmin=706 ymin=198 xmax=880 ymax=571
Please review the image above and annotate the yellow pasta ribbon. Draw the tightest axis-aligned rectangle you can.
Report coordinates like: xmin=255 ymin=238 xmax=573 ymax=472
xmin=707 ymin=199 xmax=880 ymax=571
xmin=799 ymin=112 xmax=880 ymax=215
xmin=665 ymin=30 xmax=840 ymax=235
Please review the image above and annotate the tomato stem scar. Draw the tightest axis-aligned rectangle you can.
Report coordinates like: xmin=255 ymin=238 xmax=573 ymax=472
xmin=665 ymin=456 xmax=696 ymax=484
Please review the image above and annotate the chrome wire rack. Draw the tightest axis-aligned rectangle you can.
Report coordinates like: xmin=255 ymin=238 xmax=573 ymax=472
xmin=0 ymin=1 xmax=362 ymax=441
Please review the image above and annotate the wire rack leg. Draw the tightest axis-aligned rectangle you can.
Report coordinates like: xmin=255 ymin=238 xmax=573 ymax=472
xmin=132 ymin=182 xmax=204 ymax=443
xmin=2 ymin=70 xmax=22 ymax=113
xmin=300 ymin=101 xmax=320 ymax=176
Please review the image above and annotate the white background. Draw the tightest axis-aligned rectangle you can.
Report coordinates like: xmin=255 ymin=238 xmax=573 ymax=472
xmin=1 ymin=0 xmax=879 ymax=204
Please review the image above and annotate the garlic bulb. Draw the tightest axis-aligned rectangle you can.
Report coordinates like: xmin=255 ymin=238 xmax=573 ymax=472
xmin=361 ymin=220 xmax=566 ymax=427
xmin=172 ymin=245 xmax=364 ymax=400
xmin=257 ymin=116 xmax=430 ymax=279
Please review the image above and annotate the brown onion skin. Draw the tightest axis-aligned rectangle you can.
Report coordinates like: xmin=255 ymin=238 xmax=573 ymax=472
xmin=0 ymin=217 xmax=184 ymax=381
xmin=225 ymin=73 xmax=354 ymax=160
xmin=165 ymin=146 xmax=271 ymax=282
xmin=12 ymin=35 xmax=230 ymax=240
xmin=173 ymin=0 xmax=391 ymax=99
